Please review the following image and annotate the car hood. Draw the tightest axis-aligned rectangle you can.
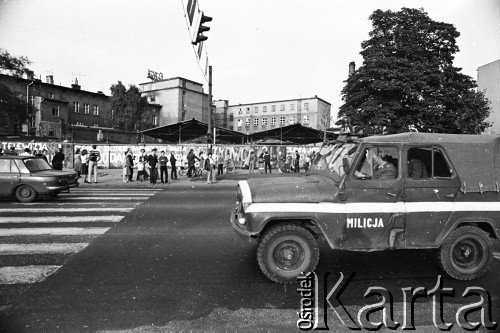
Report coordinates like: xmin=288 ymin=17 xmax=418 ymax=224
xmin=245 ymin=174 xmax=338 ymax=203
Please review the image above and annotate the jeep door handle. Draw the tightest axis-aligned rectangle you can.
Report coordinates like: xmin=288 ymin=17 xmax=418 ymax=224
xmin=387 ymin=192 xmax=396 ymax=197
xmin=445 ymin=194 xmax=455 ymax=198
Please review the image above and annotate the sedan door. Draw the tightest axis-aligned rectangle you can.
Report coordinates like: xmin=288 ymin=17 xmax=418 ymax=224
xmin=0 ymin=159 xmax=20 ymax=195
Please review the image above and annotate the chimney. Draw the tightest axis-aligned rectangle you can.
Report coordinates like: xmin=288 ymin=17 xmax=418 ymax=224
xmin=71 ymin=77 xmax=81 ymax=90
xmin=348 ymin=62 xmax=356 ymax=77
xmin=46 ymin=75 xmax=54 ymax=84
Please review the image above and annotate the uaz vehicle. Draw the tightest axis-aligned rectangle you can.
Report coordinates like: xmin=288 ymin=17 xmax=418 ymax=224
xmin=0 ymin=155 xmax=79 ymax=202
xmin=231 ymin=133 xmax=500 ymax=283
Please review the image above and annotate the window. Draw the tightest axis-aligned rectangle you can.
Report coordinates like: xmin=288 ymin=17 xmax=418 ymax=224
xmin=245 ymin=118 xmax=250 ymax=126
xmin=76 ymin=121 xmax=84 ymax=126
xmin=229 ymin=114 xmax=234 ymax=122
xmin=52 ymin=106 xmax=59 ymax=117
xmin=407 ymin=147 xmax=452 ymax=179
xmin=253 ymin=118 xmax=259 ymax=126
xmin=73 ymin=102 xmax=80 ymax=113
xmin=280 ymin=104 xmax=285 ymax=111
xmin=271 ymin=105 xmax=276 ymax=112
xmin=84 ymin=104 xmax=90 ymax=114
xmin=31 ymin=96 xmax=35 ymax=106
xmin=93 ymin=105 xmax=99 ymax=115
xmin=254 ymin=106 xmax=258 ymax=113
xmin=262 ymin=117 xmax=268 ymax=125
xmin=280 ymin=116 xmax=286 ymax=125
xmin=149 ymin=94 xmax=156 ymax=103
xmin=263 ymin=106 xmax=267 ymax=112
xmin=304 ymin=102 xmax=309 ymax=111
xmin=0 ymin=159 xmax=11 ymax=173
xmin=289 ymin=116 xmax=295 ymax=125
xmin=238 ymin=108 xmax=242 ymax=114
xmin=303 ymin=115 xmax=310 ymax=124
xmin=246 ymin=107 xmax=250 ymax=114
xmin=182 ymin=91 xmax=187 ymax=110
xmin=271 ymin=117 xmax=276 ymax=126
xmin=290 ymin=104 xmax=295 ymax=111
xmin=237 ymin=119 xmax=243 ymax=127
xmin=152 ymin=115 xmax=157 ymax=126
xmin=48 ymin=130 xmax=55 ymax=137
xmin=93 ymin=123 xmax=99 ymax=127
xmin=48 ymin=93 xmax=54 ymax=99
xmin=354 ymin=146 xmax=399 ymax=180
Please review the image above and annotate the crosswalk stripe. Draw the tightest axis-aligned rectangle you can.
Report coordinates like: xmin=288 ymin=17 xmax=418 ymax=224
xmin=0 ymin=208 xmax=134 ymax=213
xmin=0 ymin=216 xmax=123 ymax=224
xmin=14 ymin=202 xmax=140 ymax=207
xmin=72 ymin=188 xmax=162 ymax=192
xmin=57 ymin=197 xmax=151 ymax=201
xmin=0 ymin=265 xmax=61 ymax=284
xmin=0 ymin=243 xmax=89 ymax=255
xmin=61 ymin=193 xmax=153 ymax=197
xmin=0 ymin=227 xmax=110 ymax=236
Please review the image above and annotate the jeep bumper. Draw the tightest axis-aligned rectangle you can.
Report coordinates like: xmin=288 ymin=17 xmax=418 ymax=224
xmin=230 ymin=206 xmax=257 ymax=242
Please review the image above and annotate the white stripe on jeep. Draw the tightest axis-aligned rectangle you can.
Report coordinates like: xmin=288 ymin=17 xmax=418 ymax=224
xmin=238 ymin=181 xmax=252 ymax=204
xmin=245 ymin=201 xmax=500 ymax=214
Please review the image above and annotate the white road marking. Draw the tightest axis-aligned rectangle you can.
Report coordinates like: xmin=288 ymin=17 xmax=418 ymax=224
xmin=0 ymin=265 xmax=61 ymax=284
xmin=0 ymin=227 xmax=110 ymax=236
xmin=61 ymin=193 xmax=152 ymax=196
xmin=57 ymin=197 xmax=150 ymax=201
xmin=0 ymin=243 xmax=89 ymax=255
xmin=0 ymin=208 xmax=134 ymax=213
xmin=15 ymin=202 xmax=140 ymax=207
xmin=0 ymin=216 xmax=124 ymax=224
xmin=71 ymin=188 xmax=162 ymax=192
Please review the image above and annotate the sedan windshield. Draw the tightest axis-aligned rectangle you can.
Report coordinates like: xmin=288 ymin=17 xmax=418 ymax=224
xmin=24 ymin=158 xmax=53 ymax=172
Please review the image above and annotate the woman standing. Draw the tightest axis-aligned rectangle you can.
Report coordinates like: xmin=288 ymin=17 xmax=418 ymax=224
xmin=258 ymin=152 xmax=265 ymax=174
xmin=81 ymin=149 xmax=89 ymax=183
xmin=206 ymin=152 xmax=216 ymax=184
xmin=74 ymin=148 xmax=82 ymax=177
xmin=123 ymin=148 xmax=132 ymax=183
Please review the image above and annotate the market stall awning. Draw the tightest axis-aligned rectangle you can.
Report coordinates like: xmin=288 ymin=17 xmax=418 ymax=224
xmin=141 ymin=119 xmax=247 ymax=144
xmin=249 ymin=123 xmax=335 ymax=144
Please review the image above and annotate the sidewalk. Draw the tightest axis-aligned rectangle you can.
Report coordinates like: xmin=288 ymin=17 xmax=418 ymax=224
xmin=69 ymin=167 xmax=303 ymax=188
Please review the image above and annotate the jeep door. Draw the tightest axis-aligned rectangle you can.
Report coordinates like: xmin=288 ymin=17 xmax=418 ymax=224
xmin=341 ymin=145 xmax=405 ymax=250
xmin=403 ymin=146 xmax=460 ymax=247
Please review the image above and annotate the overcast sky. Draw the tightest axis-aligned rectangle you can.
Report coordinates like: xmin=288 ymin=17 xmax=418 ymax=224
xmin=1 ymin=0 xmax=499 ymax=119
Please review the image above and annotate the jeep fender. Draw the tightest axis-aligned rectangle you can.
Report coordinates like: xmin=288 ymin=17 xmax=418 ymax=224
xmin=435 ymin=216 xmax=499 ymax=247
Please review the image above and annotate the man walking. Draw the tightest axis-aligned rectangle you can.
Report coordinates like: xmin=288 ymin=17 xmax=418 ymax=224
xmin=148 ymin=148 xmax=159 ymax=186
xmin=87 ymin=145 xmax=101 ymax=183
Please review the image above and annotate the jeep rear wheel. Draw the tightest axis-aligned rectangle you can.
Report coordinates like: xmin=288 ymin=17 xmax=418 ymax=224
xmin=439 ymin=226 xmax=493 ymax=280
xmin=15 ymin=185 xmax=37 ymax=203
xmin=257 ymin=224 xmax=319 ymax=284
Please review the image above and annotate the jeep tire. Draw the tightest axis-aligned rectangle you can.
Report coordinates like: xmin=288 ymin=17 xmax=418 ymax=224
xmin=257 ymin=223 xmax=319 ymax=284
xmin=439 ymin=226 xmax=493 ymax=280
xmin=15 ymin=185 xmax=37 ymax=203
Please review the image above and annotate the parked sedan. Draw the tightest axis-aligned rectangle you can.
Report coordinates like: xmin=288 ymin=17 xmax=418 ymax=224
xmin=0 ymin=155 xmax=79 ymax=202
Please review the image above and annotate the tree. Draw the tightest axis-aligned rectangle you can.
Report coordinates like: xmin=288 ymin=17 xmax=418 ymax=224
xmin=0 ymin=84 xmax=30 ymax=135
xmin=0 ymin=48 xmax=34 ymax=78
xmin=339 ymin=8 xmax=491 ymax=134
xmin=109 ymin=81 xmax=149 ymax=131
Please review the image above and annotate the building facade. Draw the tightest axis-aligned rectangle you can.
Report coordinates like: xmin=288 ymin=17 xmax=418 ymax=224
xmin=478 ymin=59 xmax=500 ymax=135
xmin=139 ymin=77 xmax=209 ymax=126
xmin=0 ymin=74 xmax=160 ymax=143
xmin=221 ymin=96 xmax=331 ymax=134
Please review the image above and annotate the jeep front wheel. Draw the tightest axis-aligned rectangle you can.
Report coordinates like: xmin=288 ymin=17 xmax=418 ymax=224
xmin=15 ymin=185 xmax=37 ymax=203
xmin=257 ymin=224 xmax=319 ymax=284
xmin=439 ymin=226 xmax=493 ymax=280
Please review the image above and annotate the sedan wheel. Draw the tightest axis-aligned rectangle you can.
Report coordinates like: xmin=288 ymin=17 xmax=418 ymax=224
xmin=15 ymin=185 xmax=37 ymax=202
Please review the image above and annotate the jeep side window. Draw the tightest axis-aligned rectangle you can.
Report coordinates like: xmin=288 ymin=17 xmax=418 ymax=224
xmin=354 ymin=146 xmax=398 ymax=180
xmin=407 ymin=147 xmax=452 ymax=179
xmin=433 ymin=148 xmax=452 ymax=178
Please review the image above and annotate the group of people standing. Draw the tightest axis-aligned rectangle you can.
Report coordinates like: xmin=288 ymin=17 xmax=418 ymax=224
xmin=248 ymin=150 xmax=272 ymax=174
xmin=73 ymin=145 xmax=100 ymax=183
xmin=122 ymin=148 xmax=178 ymax=186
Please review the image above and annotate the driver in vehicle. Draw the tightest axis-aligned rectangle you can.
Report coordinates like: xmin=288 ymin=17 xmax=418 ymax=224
xmin=355 ymin=150 xmax=397 ymax=180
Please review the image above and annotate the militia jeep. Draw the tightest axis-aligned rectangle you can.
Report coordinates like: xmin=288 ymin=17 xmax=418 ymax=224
xmin=230 ymin=133 xmax=500 ymax=283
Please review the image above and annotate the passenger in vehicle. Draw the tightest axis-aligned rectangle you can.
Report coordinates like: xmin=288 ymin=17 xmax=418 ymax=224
xmin=408 ymin=158 xmax=428 ymax=179
xmin=373 ymin=154 xmax=397 ymax=180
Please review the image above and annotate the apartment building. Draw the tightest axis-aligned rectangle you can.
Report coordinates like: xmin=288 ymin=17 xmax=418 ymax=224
xmin=220 ymin=96 xmax=331 ymax=134
xmin=478 ymin=59 xmax=500 ymax=134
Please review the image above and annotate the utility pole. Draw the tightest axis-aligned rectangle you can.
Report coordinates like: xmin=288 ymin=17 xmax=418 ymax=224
xmin=207 ymin=65 xmax=213 ymax=154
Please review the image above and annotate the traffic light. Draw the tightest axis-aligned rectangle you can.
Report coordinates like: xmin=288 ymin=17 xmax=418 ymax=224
xmin=192 ymin=12 xmax=212 ymax=45
xmin=207 ymin=133 xmax=213 ymax=144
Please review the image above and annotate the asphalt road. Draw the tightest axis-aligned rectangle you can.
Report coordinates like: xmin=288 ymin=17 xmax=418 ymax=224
xmin=0 ymin=179 xmax=499 ymax=332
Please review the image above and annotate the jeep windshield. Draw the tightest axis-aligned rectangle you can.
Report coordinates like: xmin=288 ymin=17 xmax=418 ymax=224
xmin=309 ymin=141 xmax=359 ymax=183
xmin=24 ymin=158 xmax=53 ymax=172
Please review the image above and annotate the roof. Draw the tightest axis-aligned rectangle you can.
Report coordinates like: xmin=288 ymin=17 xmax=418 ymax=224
xmin=363 ymin=133 xmax=500 ymax=191
xmin=228 ymin=96 xmax=331 ymax=107
xmin=249 ymin=123 xmax=335 ymax=145
xmin=141 ymin=119 xmax=247 ymax=144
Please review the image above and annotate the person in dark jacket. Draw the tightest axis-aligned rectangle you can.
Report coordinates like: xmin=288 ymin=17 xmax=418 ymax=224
xmin=264 ymin=150 xmax=272 ymax=174
xmin=148 ymin=148 xmax=159 ymax=185
xmin=170 ymin=152 xmax=177 ymax=180
xmin=186 ymin=149 xmax=199 ymax=178
xmin=159 ymin=150 xmax=168 ymax=184
xmin=52 ymin=148 xmax=65 ymax=170
xmin=294 ymin=151 xmax=300 ymax=173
